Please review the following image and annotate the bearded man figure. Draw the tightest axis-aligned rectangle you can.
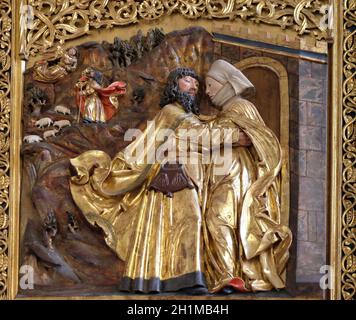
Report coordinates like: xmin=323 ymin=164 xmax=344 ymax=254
xmin=69 ymin=68 xmax=244 ymax=294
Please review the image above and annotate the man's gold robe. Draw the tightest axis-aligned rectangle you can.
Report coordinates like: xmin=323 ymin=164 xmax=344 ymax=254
xmin=69 ymin=103 xmax=236 ymax=292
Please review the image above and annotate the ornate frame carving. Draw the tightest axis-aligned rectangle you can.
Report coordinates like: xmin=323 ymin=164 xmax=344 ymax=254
xmin=22 ymin=0 xmax=330 ymax=57
xmin=0 ymin=0 xmax=11 ymax=300
xmin=0 ymin=0 xmax=353 ymax=299
xmin=341 ymin=0 xmax=356 ymax=301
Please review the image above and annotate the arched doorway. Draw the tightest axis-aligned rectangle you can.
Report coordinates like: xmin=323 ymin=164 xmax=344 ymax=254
xmin=236 ymin=57 xmax=290 ymax=227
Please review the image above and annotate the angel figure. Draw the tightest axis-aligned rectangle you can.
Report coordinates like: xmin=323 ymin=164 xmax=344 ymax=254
xmin=33 ymin=46 xmax=78 ymax=83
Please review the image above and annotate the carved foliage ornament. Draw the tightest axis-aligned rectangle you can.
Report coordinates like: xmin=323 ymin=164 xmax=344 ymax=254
xmin=24 ymin=0 xmax=329 ymax=57
xmin=342 ymin=0 xmax=356 ymax=301
xmin=0 ymin=0 xmax=11 ymax=300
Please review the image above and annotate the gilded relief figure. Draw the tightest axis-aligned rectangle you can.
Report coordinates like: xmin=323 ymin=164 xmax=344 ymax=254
xmin=202 ymin=60 xmax=292 ymax=293
xmin=70 ymin=68 xmax=206 ymax=294
xmin=33 ymin=47 xmax=78 ymax=83
xmin=69 ymin=68 xmax=247 ymax=294
xmin=75 ymin=67 xmax=127 ymax=123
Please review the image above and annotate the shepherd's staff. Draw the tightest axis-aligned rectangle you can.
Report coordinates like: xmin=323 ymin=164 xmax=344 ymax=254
xmin=77 ymin=82 xmax=84 ymax=123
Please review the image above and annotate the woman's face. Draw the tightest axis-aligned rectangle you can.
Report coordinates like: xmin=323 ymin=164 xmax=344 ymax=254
xmin=205 ymin=76 xmax=223 ymax=101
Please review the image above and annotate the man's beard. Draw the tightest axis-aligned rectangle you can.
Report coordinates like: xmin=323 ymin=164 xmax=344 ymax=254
xmin=176 ymin=91 xmax=199 ymax=115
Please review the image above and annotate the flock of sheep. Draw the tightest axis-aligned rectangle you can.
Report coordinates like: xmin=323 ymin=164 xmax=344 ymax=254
xmin=23 ymin=105 xmax=72 ymax=144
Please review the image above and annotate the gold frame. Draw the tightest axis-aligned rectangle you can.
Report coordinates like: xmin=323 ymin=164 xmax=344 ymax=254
xmin=0 ymin=0 xmax=353 ymax=300
xmin=22 ymin=0 xmax=329 ymax=58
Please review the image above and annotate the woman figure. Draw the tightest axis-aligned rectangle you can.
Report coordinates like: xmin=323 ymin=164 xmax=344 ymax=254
xmin=202 ymin=60 xmax=292 ymax=293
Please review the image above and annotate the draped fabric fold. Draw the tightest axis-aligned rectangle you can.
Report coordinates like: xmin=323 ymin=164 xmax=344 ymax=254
xmin=69 ymin=103 xmax=226 ymax=292
xmin=69 ymin=97 xmax=292 ymax=293
xmin=202 ymin=96 xmax=292 ymax=292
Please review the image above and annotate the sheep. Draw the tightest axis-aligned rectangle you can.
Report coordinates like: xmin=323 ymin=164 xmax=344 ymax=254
xmin=54 ymin=105 xmax=71 ymax=115
xmin=35 ymin=117 xmax=53 ymax=129
xmin=43 ymin=129 xmax=59 ymax=140
xmin=54 ymin=119 xmax=71 ymax=129
xmin=23 ymin=135 xmax=43 ymax=143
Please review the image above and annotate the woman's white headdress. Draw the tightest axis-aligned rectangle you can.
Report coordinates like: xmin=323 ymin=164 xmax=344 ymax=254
xmin=207 ymin=59 xmax=254 ymax=97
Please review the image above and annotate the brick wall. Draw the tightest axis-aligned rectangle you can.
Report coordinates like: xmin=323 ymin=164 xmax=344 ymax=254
xmin=293 ymin=61 xmax=328 ymax=283
xmin=213 ymin=42 xmax=328 ymax=285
